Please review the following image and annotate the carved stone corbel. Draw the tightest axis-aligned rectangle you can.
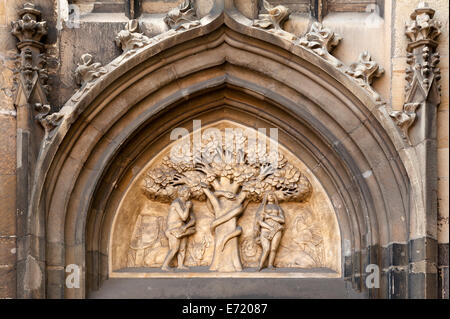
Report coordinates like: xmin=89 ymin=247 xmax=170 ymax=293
xmin=389 ymin=102 xmax=420 ymax=137
xmin=298 ymin=22 xmax=343 ymax=67
xmin=253 ymin=1 xmax=297 ymax=41
xmin=34 ymin=103 xmax=64 ymax=140
xmin=389 ymin=2 xmax=441 ymax=143
xmin=164 ymin=0 xmax=201 ymax=31
xmin=345 ymin=51 xmax=384 ymax=101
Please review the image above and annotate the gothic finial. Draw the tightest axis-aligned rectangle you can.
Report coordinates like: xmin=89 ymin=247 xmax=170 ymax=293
xmin=11 ymin=3 xmax=48 ymax=104
xmin=389 ymin=3 xmax=441 ymax=143
xmin=11 ymin=3 xmax=47 ymax=49
xmin=405 ymin=2 xmax=441 ymax=50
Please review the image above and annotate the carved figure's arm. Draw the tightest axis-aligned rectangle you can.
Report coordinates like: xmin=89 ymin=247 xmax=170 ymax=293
xmin=259 ymin=220 xmax=274 ymax=231
xmin=266 ymin=214 xmax=284 ymax=224
xmin=174 ymin=200 xmax=190 ymax=221
xmin=236 ymin=190 xmax=248 ymax=204
xmin=184 ymin=212 xmax=196 ymax=230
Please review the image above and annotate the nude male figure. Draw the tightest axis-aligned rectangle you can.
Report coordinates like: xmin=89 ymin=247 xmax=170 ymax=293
xmin=161 ymin=186 xmax=196 ymax=271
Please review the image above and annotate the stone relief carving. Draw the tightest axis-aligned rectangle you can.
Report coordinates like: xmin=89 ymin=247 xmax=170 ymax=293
xmin=127 ymin=215 xmax=168 ymax=267
xmin=239 ymin=237 xmax=260 ymax=266
xmin=161 ymin=186 xmax=197 ymax=271
xmin=389 ymin=2 xmax=441 ymax=142
xmin=284 ymin=209 xmax=325 ymax=268
xmin=298 ymin=22 xmax=343 ymax=68
xmin=254 ymin=191 xmax=285 ymax=270
xmin=186 ymin=236 xmax=211 ymax=266
xmin=253 ymin=1 xmax=297 ymax=41
xmin=134 ymin=128 xmax=313 ymax=272
xmin=164 ymin=0 xmax=201 ymax=31
xmin=345 ymin=51 xmax=384 ymax=101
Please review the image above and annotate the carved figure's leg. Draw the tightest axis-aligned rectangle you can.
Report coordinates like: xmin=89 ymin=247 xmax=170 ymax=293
xmin=161 ymin=233 xmax=180 ymax=271
xmin=258 ymin=235 xmax=271 ymax=271
xmin=177 ymin=237 xmax=189 ymax=270
xmin=268 ymin=231 xmax=282 ymax=268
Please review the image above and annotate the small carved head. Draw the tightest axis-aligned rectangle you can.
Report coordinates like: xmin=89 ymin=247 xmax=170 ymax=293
xmin=265 ymin=191 xmax=278 ymax=204
xmin=178 ymin=186 xmax=191 ymax=201
xmin=267 ymin=191 xmax=276 ymax=203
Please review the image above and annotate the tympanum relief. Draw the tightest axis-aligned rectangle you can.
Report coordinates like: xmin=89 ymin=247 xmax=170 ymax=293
xmin=112 ymin=122 xmax=341 ymax=277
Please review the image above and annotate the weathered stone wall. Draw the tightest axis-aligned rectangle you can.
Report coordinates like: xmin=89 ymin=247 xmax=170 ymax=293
xmin=0 ymin=0 xmax=448 ymax=298
xmin=0 ymin=0 xmax=59 ymax=299
xmin=0 ymin=0 xmax=18 ymax=299
xmin=391 ymin=0 xmax=448 ymax=299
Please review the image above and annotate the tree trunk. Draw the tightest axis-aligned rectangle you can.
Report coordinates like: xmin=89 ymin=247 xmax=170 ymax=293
xmin=207 ymin=178 xmax=244 ymax=272
xmin=209 ymin=216 xmax=242 ymax=272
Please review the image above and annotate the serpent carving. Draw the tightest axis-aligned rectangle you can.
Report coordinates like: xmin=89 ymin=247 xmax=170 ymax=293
xmin=200 ymin=185 xmax=248 ymax=271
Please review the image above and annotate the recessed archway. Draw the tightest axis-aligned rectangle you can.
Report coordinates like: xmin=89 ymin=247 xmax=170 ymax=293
xmin=109 ymin=119 xmax=342 ymax=277
xmin=28 ymin=10 xmax=411 ymax=299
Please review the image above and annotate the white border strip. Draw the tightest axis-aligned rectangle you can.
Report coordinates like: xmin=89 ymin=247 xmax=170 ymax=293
xmin=110 ymin=271 xmax=341 ymax=279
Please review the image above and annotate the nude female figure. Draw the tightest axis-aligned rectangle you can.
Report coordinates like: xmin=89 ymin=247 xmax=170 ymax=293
xmin=255 ymin=191 xmax=285 ymax=271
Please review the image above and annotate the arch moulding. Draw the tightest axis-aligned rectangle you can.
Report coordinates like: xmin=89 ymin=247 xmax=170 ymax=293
xmin=15 ymin=0 xmax=438 ymax=299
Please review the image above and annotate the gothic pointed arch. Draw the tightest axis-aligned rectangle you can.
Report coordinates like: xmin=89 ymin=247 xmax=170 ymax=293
xmin=22 ymin=2 xmax=422 ymax=299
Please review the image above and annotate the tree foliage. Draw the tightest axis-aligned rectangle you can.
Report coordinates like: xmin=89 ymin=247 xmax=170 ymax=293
xmin=143 ymin=131 xmax=312 ymax=203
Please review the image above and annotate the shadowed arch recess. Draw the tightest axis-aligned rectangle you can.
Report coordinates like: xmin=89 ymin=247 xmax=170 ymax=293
xmin=31 ymin=12 xmax=410 ymax=298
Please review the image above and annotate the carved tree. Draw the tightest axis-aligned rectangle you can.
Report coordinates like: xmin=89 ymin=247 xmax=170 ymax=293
xmin=143 ymin=131 xmax=312 ymax=272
